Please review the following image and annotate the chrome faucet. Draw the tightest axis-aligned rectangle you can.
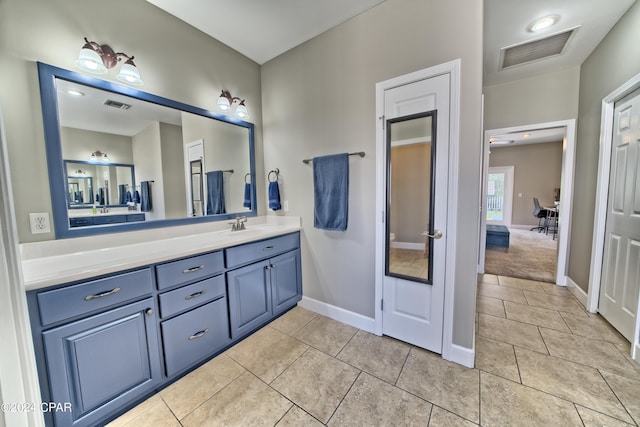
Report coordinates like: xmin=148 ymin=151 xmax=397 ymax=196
xmin=229 ymin=216 xmax=247 ymax=231
xmin=100 ymin=206 xmax=110 ymax=213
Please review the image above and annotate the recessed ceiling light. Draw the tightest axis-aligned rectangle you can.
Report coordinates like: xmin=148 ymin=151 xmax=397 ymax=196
xmin=523 ymin=133 xmax=530 ymax=138
xmin=527 ymin=15 xmax=559 ymax=33
xmin=66 ymin=89 xmax=85 ymax=97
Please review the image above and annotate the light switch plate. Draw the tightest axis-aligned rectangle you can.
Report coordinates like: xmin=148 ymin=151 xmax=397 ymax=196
xmin=29 ymin=212 xmax=51 ymax=234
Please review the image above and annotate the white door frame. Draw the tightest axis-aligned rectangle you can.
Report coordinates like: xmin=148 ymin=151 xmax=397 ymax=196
xmin=184 ymin=139 xmax=205 ymax=216
xmin=486 ymin=165 xmax=515 ymax=227
xmin=478 ymin=120 xmax=576 ymax=286
xmin=588 ymin=72 xmax=640 ymax=360
xmin=374 ymin=59 xmax=464 ymax=366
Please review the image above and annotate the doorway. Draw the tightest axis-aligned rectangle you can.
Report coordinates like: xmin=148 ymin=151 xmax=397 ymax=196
xmin=486 ymin=166 xmax=514 ymax=227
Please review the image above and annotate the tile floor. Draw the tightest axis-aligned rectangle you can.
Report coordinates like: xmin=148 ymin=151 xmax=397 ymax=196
xmin=108 ymin=274 xmax=640 ymax=426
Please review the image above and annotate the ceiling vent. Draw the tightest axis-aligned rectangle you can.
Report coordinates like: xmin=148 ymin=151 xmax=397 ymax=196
xmin=499 ymin=27 xmax=578 ymax=70
xmin=103 ymin=99 xmax=132 ymax=110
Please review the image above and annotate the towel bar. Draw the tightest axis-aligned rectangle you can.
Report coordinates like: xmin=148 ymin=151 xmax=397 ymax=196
xmin=302 ymin=152 xmax=365 ymax=164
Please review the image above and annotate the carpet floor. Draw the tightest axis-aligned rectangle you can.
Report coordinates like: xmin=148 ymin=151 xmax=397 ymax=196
xmin=484 ymin=228 xmax=558 ymax=283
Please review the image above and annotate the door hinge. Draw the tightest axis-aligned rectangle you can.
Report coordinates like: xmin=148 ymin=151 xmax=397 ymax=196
xmin=379 ymin=115 xmax=385 ymax=129
xmin=380 ymin=299 xmax=384 ymax=311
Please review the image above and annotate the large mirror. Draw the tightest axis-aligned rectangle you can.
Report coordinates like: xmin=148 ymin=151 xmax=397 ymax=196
xmin=38 ymin=62 xmax=256 ymax=238
xmin=385 ymin=111 xmax=436 ymax=284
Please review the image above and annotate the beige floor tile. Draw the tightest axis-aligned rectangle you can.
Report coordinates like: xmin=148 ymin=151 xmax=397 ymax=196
xmin=181 ymin=372 xmax=292 ymax=427
xmin=428 ymin=406 xmax=479 ymax=426
xmin=504 ymin=301 xmax=571 ymax=332
xmin=478 ymin=283 xmax=527 ymax=304
xmin=160 ymin=354 xmax=245 ymax=420
xmin=225 ymin=326 xmax=308 ymax=383
xmin=106 ymin=395 xmax=164 ymax=427
xmin=480 ymin=372 xmax=583 ymax=426
xmin=540 ymin=328 xmax=640 ymax=380
xmin=478 ymin=273 xmax=499 ymax=285
xmin=336 ymin=330 xmax=410 ymax=384
xmin=276 ymin=406 xmax=324 ymax=426
xmin=108 ymin=398 xmax=180 ymax=427
xmin=523 ymin=290 xmax=586 ymax=315
xmin=474 ymin=336 xmax=520 ymax=382
xmin=601 ymin=371 xmax=640 ymax=425
xmin=269 ymin=306 xmax=317 ymax=336
xmin=271 ymin=347 xmax=359 ymax=423
xmin=397 ymin=348 xmax=480 ymax=423
xmin=498 ymin=276 xmax=544 ymax=292
xmin=478 ymin=313 xmax=548 ymax=353
xmin=328 ymin=372 xmax=432 ymax=426
xmin=560 ymin=312 xmax=629 ymax=346
xmin=293 ymin=315 xmax=358 ymax=356
xmin=515 ymin=347 xmax=633 ymax=423
xmin=539 ymin=281 xmax=572 ymax=295
xmin=476 ymin=295 xmax=505 ymax=318
xmin=576 ymin=405 xmax=636 ymax=427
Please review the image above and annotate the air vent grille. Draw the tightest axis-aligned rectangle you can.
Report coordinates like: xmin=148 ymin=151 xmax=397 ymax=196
xmin=103 ymin=99 xmax=132 ymax=110
xmin=500 ymin=27 xmax=577 ymax=70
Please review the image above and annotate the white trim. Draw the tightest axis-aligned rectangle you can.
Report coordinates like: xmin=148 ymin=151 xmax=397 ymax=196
xmin=486 ymin=165 xmax=514 ymax=227
xmin=297 ymin=297 xmax=375 ymax=333
xmin=390 ymin=241 xmax=424 ymax=250
xmin=479 ymin=119 xmax=576 ymax=288
xmin=566 ymin=276 xmax=588 ymax=309
xmin=588 ymin=72 xmax=640 ymax=313
xmin=374 ymin=59 xmax=463 ymax=365
xmin=0 ymin=105 xmax=44 ymax=426
xmin=449 ymin=343 xmax=475 ymax=368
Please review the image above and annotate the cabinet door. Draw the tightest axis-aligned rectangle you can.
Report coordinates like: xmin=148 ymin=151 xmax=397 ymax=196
xmin=43 ymin=298 xmax=161 ymax=427
xmin=270 ymin=250 xmax=302 ymax=316
xmin=226 ymin=260 xmax=272 ymax=339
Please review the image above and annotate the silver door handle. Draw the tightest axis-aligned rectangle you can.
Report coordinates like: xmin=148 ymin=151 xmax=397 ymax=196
xmin=426 ymin=230 xmax=443 ymax=239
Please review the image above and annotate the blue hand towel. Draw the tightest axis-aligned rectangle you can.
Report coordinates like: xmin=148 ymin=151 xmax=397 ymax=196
xmin=268 ymin=181 xmax=281 ymax=210
xmin=313 ymin=153 xmax=349 ymax=231
xmin=243 ymin=183 xmax=252 ymax=209
xmin=133 ymin=190 xmax=140 ymax=204
xmin=140 ymin=181 xmax=153 ymax=212
xmin=206 ymin=171 xmax=226 ymax=215
xmin=125 ymin=190 xmax=132 ymax=203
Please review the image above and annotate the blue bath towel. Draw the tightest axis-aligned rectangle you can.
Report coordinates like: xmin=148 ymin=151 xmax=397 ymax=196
xmin=243 ymin=183 xmax=252 ymax=209
xmin=133 ymin=190 xmax=140 ymax=204
xmin=268 ymin=181 xmax=281 ymax=211
xmin=118 ymin=184 xmax=126 ymax=205
xmin=140 ymin=181 xmax=152 ymax=212
xmin=313 ymin=153 xmax=349 ymax=231
xmin=206 ymin=171 xmax=226 ymax=215
xmin=125 ymin=190 xmax=132 ymax=203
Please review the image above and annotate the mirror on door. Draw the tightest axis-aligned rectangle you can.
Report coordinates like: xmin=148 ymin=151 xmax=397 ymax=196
xmin=189 ymin=159 xmax=204 ymax=216
xmin=385 ymin=111 xmax=437 ymax=284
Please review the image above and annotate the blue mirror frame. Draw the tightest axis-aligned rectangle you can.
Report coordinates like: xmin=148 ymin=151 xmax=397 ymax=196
xmin=38 ymin=62 xmax=257 ymax=239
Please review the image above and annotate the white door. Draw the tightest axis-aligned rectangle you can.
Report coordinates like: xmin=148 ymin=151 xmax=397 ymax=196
xmin=381 ymin=74 xmax=449 ymax=353
xmin=184 ymin=139 xmax=205 ymax=216
xmin=599 ymin=89 xmax=640 ymax=341
xmin=486 ymin=166 xmax=514 ymax=227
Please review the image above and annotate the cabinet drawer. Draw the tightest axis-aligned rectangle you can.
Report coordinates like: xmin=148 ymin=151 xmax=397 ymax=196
xmin=127 ymin=213 xmax=145 ymax=222
xmin=156 ymin=251 xmax=224 ymax=290
xmin=70 ymin=217 xmax=93 ymax=227
xmin=225 ymin=233 xmax=299 ymax=268
xmin=37 ymin=269 xmax=153 ymax=327
xmin=161 ymin=298 xmax=230 ymax=377
xmin=93 ymin=215 xmax=127 ymax=225
xmin=158 ymin=274 xmax=225 ymax=318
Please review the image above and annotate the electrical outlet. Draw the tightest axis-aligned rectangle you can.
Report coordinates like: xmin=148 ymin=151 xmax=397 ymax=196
xmin=283 ymin=200 xmax=289 ymax=212
xmin=29 ymin=213 xmax=51 ymax=234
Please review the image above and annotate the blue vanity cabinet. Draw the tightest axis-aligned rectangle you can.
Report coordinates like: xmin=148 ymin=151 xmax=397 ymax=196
xmin=41 ymin=297 xmax=161 ymax=427
xmin=226 ymin=233 xmax=302 ymax=339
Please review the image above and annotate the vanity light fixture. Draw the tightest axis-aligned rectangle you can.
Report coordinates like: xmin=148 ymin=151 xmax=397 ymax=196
xmin=217 ymin=90 xmax=249 ymax=119
xmin=66 ymin=89 xmax=85 ymax=97
xmin=72 ymin=170 xmax=87 ymax=176
xmin=75 ymin=37 xmax=144 ymax=86
xmin=89 ymin=151 xmax=110 ymax=162
xmin=527 ymin=15 xmax=559 ymax=33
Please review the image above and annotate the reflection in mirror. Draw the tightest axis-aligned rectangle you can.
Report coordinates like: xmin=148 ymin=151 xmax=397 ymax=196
xmin=385 ymin=111 xmax=436 ymax=284
xmin=38 ymin=62 xmax=256 ymax=238
xmin=189 ymin=159 xmax=204 ymax=216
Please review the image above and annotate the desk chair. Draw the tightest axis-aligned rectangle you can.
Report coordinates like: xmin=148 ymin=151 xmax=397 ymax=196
xmin=530 ymin=197 xmax=548 ymax=232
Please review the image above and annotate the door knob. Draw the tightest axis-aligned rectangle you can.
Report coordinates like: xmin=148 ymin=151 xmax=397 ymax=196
xmin=426 ymin=230 xmax=443 ymax=239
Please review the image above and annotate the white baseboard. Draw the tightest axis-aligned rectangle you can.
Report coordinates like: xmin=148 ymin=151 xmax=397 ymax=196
xmin=510 ymin=224 xmax=537 ymax=230
xmin=566 ymin=276 xmax=589 ymax=309
xmin=444 ymin=342 xmax=475 ymax=368
xmin=390 ymin=241 xmax=424 ymax=250
xmin=298 ymin=296 xmax=376 ymax=333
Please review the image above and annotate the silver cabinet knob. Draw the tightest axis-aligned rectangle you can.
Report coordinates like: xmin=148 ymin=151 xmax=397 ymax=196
xmin=145 ymin=308 xmax=154 ymax=316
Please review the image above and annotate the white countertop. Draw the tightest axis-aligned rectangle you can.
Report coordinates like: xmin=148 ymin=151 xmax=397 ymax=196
xmin=21 ymin=216 xmax=301 ymax=291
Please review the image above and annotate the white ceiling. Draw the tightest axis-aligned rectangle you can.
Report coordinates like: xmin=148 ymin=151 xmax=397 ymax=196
xmin=145 ymin=0 xmax=385 ymax=65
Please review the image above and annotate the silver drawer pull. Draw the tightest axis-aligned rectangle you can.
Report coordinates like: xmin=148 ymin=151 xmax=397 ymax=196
xmin=188 ymin=329 xmax=209 ymax=340
xmin=84 ymin=287 xmax=121 ymax=301
xmin=183 ymin=265 xmax=205 ymax=274
xmin=184 ymin=290 xmax=206 ymax=300
xmin=263 ymin=246 xmax=274 ymax=251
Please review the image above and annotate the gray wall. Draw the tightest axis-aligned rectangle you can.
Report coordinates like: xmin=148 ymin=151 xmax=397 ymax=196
xmin=569 ymin=1 xmax=640 ymax=292
xmin=60 ymin=128 xmax=134 ymax=164
xmin=159 ymin=123 xmax=186 ymax=219
xmin=261 ymin=0 xmax=483 ymax=348
xmin=489 ymin=142 xmax=563 ymax=226
xmin=132 ymin=122 xmax=164 ymax=221
xmin=0 ymin=0 xmax=264 ymax=243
